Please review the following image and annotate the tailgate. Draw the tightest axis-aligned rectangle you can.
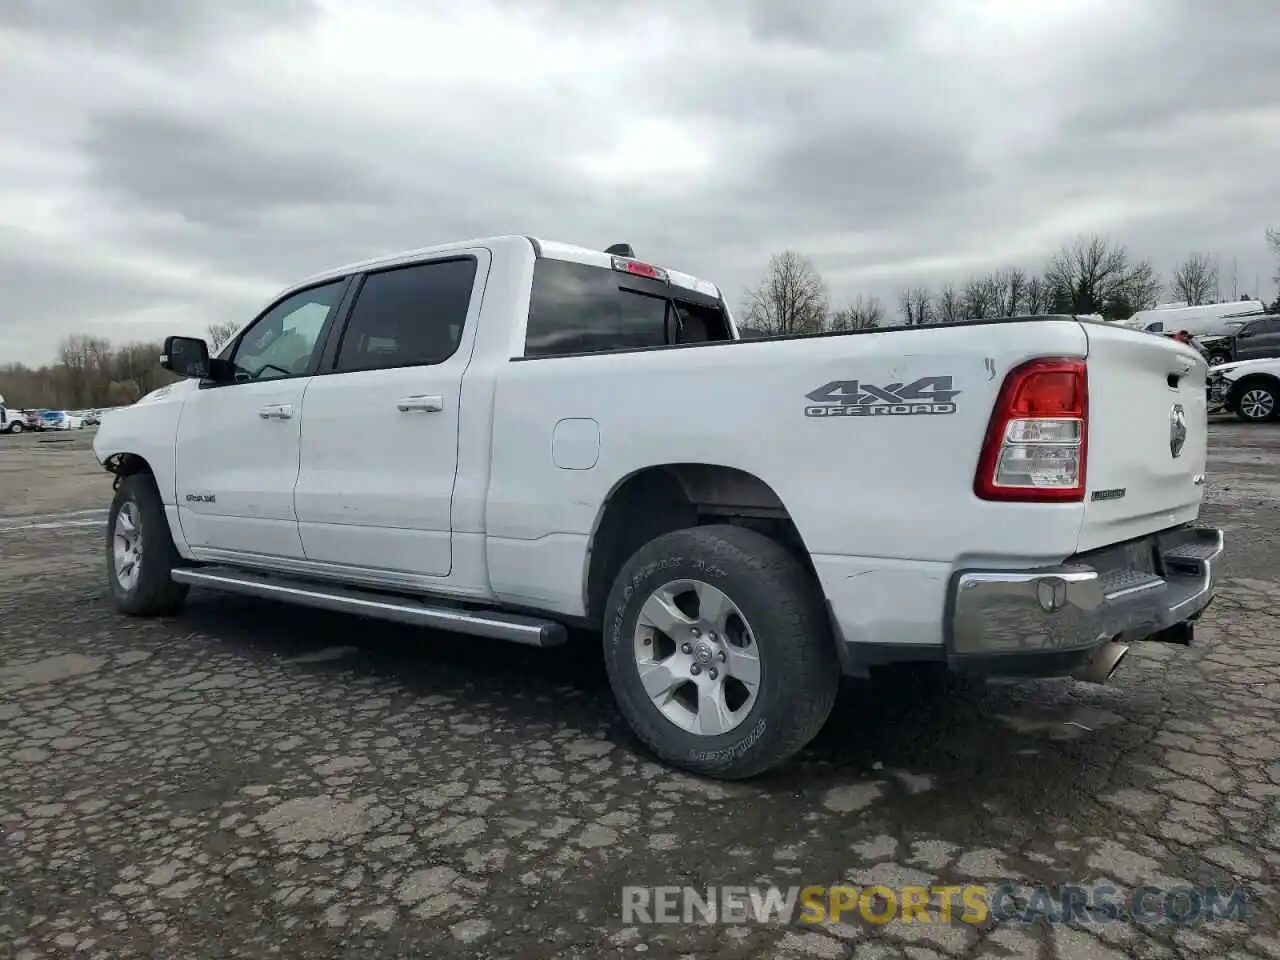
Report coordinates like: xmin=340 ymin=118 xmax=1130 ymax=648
xmin=1077 ymin=322 xmax=1207 ymax=552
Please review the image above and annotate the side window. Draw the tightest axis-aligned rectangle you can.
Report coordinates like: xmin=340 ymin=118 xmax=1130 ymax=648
xmin=334 ymin=258 xmax=477 ymax=373
xmin=525 ymin=259 xmax=672 ymax=358
xmin=230 ymin=280 xmax=345 ymax=382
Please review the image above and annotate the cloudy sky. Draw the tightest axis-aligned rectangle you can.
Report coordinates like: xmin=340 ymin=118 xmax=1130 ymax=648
xmin=1 ymin=0 xmax=1277 ymax=365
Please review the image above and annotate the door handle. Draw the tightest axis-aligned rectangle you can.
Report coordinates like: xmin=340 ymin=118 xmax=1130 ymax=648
xmin=396 ymin=395 xmax=444 ymax=413
xmin=257 ymin=404 xmax=294 ymax=420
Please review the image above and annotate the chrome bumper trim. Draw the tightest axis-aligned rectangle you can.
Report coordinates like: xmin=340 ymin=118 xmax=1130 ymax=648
xmin=950 ymin=527 xmax=1224 ymax=657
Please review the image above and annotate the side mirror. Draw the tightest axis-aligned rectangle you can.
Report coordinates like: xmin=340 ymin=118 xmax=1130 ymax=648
xmin=1237 ymin=330 xmax=1255 ymax=338
xmin=161 ymin=336 xmax=211 ymax=379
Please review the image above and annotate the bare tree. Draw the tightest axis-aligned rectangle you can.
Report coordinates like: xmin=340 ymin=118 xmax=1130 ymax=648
xmin=898 ymin=287 xmax=934 ymax=326
xmin=1171 ymin=252 xmax=1218 ymax=306
xmin=1267 ymin=227 xmax=1280 ymax=287
xmin=207 ymin=321 xmax=240 ymax=351
xmin=58 ymin=334 xmax=114 ymax=409
xmin=1122 ymin=259 xmax=1163 ymax=315
xmin=829 ymin=295 xmax=885 ymax=331
xmin=996 ymin=268 xmax=1028 ymax=317
xmin=1044 ymin=234 xmax=1162 ymax=320
xmin=114 ymin=342 xmax=166 ymax=398
xmin=1024 ymin=275 xmax=1050 ymax=315
xmin=2 ymin=335 xmax=178 ymax=410
xmin=936 ymin=284 xmax=966 ymax=324
xmin=743 ymin=251 xmax=829 ymax=336
xmin=962 ymin=274 xmax=1001 ymax=320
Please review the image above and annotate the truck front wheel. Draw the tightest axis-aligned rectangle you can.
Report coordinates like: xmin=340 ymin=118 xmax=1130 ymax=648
xmin=107 ymin=473 xmax=189 ymax=616
xmin=602 ymin=524 xmax=839 ymax=779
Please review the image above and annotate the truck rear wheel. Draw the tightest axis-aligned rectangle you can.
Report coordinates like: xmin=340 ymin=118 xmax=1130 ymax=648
xmin=602 ymin=524 xmax=839 ymax=779
xmin=107 ymin=473 xmax=189 ymax=616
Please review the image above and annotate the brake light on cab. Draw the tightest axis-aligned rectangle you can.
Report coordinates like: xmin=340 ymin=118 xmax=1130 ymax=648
xmin=975 ymin=357 xmax=1088 ymax=502
xmin=611 ymin=255 xmax=669 ymax=283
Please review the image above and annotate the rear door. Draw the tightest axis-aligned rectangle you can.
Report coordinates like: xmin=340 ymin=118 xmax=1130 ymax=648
xmin=1076 ymin=321 xmax=1207 ymax=552
xmin=292 ymin=252 xmax=490 ymax=578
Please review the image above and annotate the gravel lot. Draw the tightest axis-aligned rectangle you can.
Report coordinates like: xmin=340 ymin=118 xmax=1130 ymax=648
xmin=1 ymin=423 xmax=1278 ymax=959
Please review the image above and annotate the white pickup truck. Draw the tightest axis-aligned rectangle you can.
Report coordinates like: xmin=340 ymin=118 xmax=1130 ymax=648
xmin=92 ymin=236 xmax=1225 ymax=779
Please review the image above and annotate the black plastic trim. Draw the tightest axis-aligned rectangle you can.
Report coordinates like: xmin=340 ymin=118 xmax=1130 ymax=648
xmin=836 ymin=640 xmax=947 ymax=677
xmin=947 ymin=647 xmax=1098 ymax=678
xmin=314 ymin=275 xmax=364 ymax=373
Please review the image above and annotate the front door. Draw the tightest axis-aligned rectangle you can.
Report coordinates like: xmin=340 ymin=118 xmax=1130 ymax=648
xmin=1235 ymin=318 xmax=1280 ymax=361
xmin=175 ymin=278 xmax=349 ymax=559
xmin=293 ymin=253 xmax=489 ymax=578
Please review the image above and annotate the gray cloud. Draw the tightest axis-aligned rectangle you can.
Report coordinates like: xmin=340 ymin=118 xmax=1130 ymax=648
xmin=0 ymin=0 xmax=1278 ymax=366
xmin=0 ymin=0 xmax=316 ymax=52
xmin=743 ymin=0 xmax=917 ymax=51
xmin=744 ymin=125 xmax=987 ymax=231
xmin=82 ymin=109 xmax=395 ymax=228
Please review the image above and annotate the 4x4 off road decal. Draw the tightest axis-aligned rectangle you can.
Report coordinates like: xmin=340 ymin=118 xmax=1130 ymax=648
xmin=805 ymin=376 xmax=960 ymax=418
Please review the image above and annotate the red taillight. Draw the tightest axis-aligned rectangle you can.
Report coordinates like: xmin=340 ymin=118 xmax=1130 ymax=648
xmin=975 ymin=357 xmax=1088 ymax=502
xmin=611 ymin=255 xmax=669 ymax=283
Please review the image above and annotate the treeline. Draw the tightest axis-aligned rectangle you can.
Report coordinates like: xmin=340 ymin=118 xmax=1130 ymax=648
xmin=741 ymin=233 xmax=1276 ymax=337
xmin=0 ymin=335 xmax=179 ymax=410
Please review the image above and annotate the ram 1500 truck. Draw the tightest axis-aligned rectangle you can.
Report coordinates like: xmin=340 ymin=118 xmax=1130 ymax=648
xmin=92 ymin=236 xmax=1224 ymax=779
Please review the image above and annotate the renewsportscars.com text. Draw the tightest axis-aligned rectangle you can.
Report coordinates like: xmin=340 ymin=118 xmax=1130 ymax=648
xmin=621 ymin=884 xmax=1249 ymax=927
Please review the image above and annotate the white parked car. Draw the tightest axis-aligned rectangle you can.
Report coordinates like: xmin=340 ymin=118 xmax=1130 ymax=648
xmin=0 ymin=396 xmax=25 ymax=434
xmin=91 ymin=236 xmax=1225 ymax=779
xmin=1208 ymin=357 xmax=1280 ymax=422
xmin=38 ymin=410 xmax=84 ymax=431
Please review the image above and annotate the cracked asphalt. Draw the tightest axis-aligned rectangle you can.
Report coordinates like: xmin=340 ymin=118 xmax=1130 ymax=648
xmin=1 ymin=422 xmax=1278 ymax=959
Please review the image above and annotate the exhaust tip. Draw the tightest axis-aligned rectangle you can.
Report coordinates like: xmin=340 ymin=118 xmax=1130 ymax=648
xmin=1072 ymin=641 xmax=1130 ymax=684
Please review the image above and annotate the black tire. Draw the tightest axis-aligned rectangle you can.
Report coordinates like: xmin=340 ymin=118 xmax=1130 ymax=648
xmin=106 ymin=472 xmax=189 ymax=616
xmin=9 ymin=422 xmax=22 ymax=434
xmin=1232 ymin=378 xmax=1279 ymax=423
xmin=1207 ymin=350 xmax=1231 ymax=367
xmin=602 ymin=524 xmax=839 ymax=779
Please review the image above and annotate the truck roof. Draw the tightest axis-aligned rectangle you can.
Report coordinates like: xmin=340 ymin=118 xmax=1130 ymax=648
xmin=287 ymin=235 xmax=724 ymax=303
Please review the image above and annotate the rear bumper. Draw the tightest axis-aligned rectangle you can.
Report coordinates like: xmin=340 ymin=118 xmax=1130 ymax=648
xmin=946 ymin=525 xmax=1224 ymax=677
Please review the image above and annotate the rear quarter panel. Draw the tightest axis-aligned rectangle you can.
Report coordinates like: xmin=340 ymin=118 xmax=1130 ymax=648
xmin=484 ymin=319 xmax=1091 ymax=620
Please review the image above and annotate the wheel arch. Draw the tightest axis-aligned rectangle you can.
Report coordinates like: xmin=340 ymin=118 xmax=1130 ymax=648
xmin=103 ymin=451 xmax=157 ymax=489
xmin=1228 ymin=372 xmax=1280 ymax=409
xmin=582 ymin=463 xmax=814 ymax=627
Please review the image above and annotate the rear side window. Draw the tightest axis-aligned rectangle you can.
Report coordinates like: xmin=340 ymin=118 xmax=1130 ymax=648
xmin=335 ymin=258 xmax=477 ymax=372
xmin=525 ymin=259 xmax=673 ymax=357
